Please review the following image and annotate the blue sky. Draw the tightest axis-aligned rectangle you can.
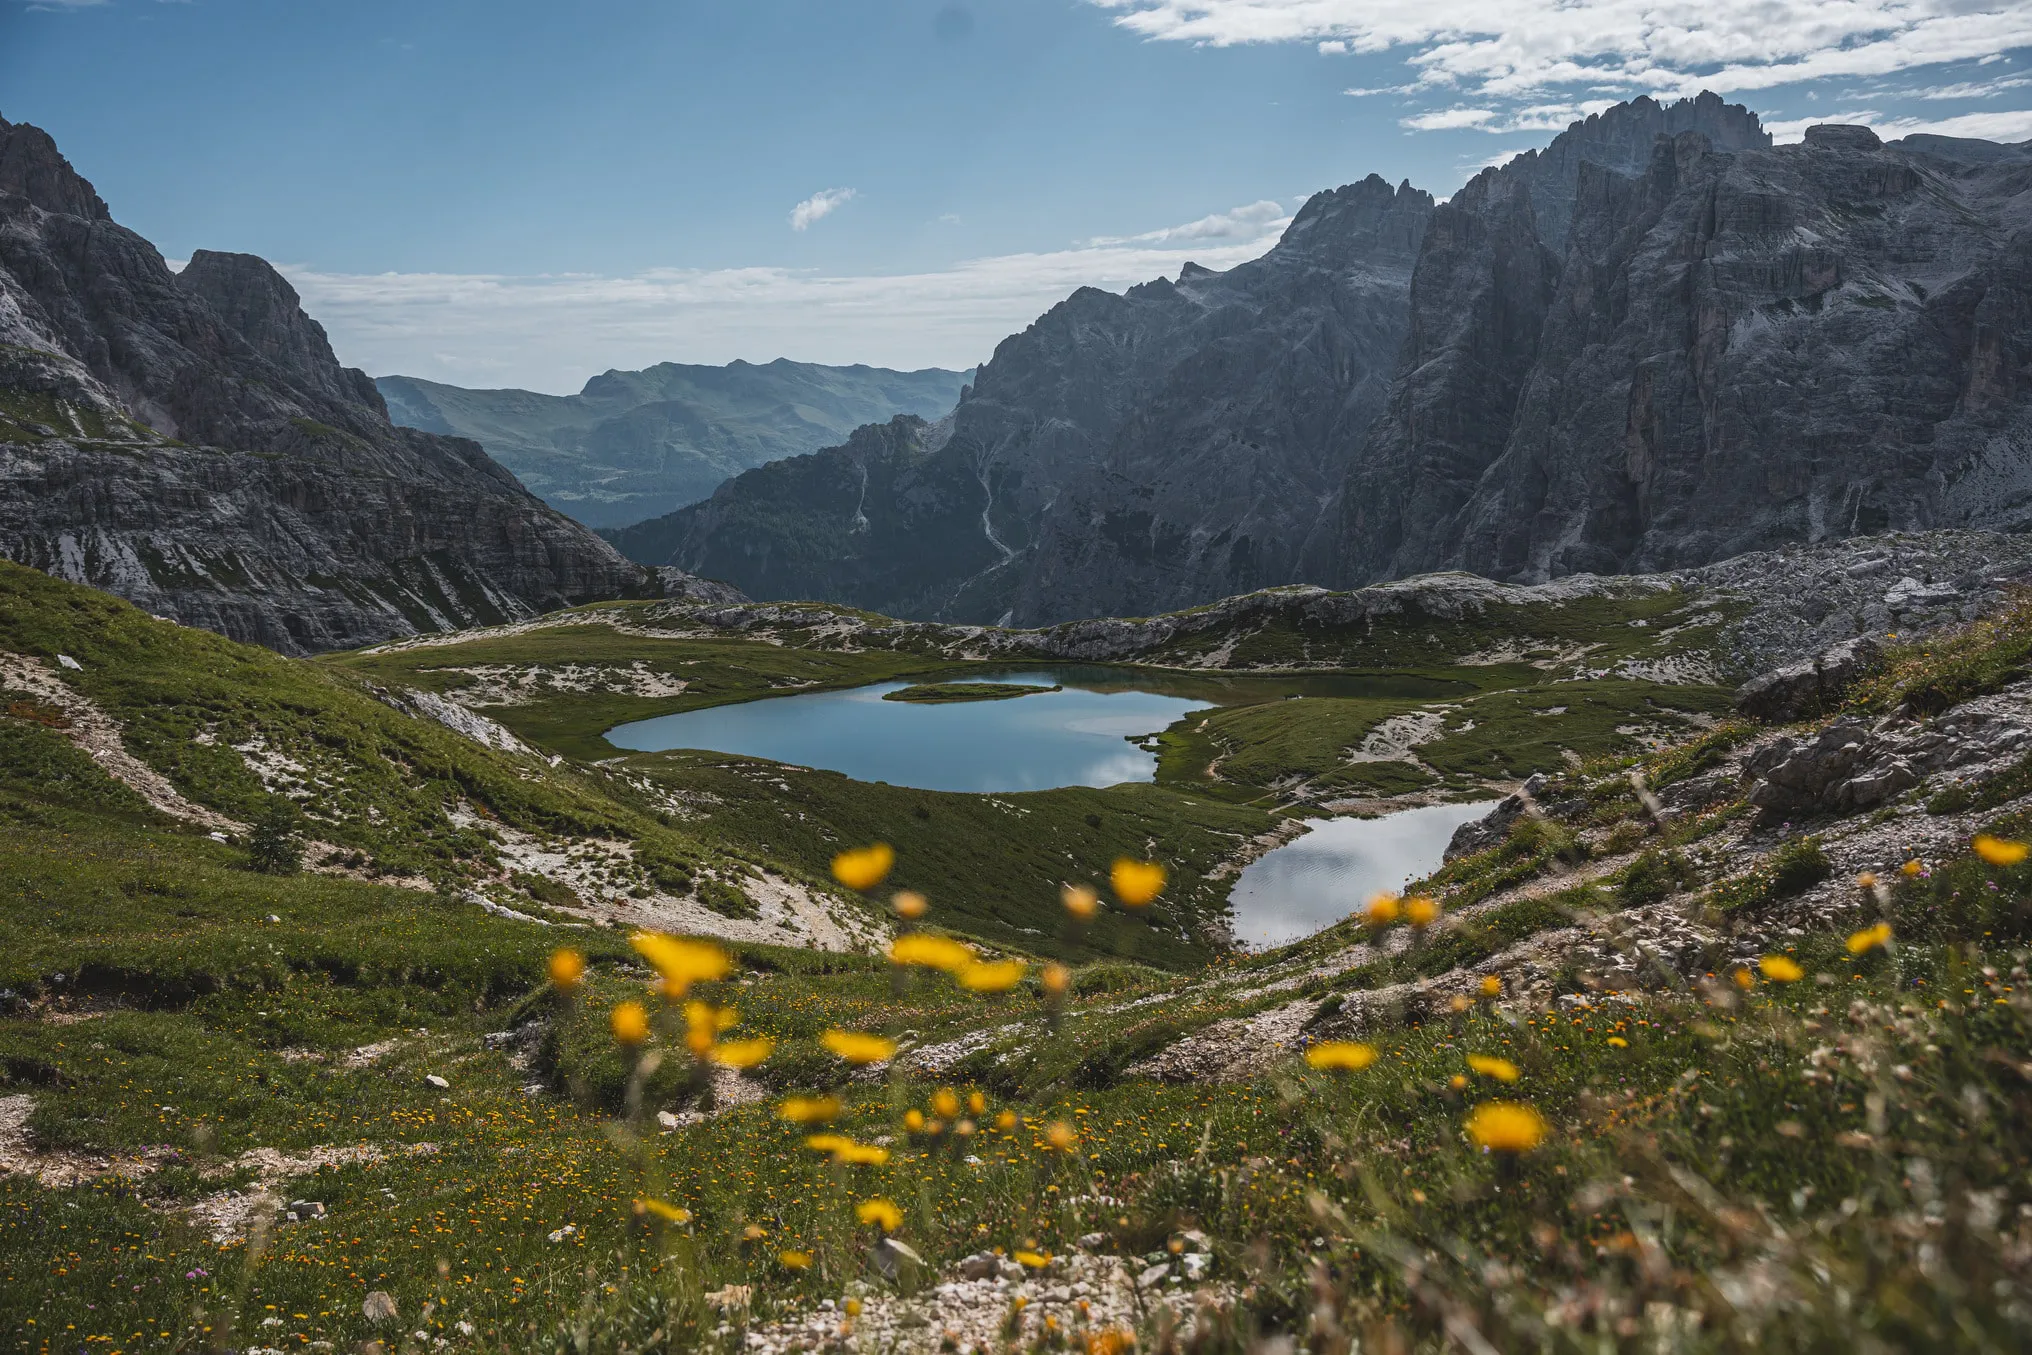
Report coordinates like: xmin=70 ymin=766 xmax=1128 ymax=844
xmin=6 ymin=0 xmax=2030 ymax=390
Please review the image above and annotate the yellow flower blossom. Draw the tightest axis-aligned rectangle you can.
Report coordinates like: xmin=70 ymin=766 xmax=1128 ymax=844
xmin=636 ymin=1198 xmax=691 ymax=1224
xmin=856 ymin=1198 xmax=903 ymax=1232
xmin=1468 ymin=1055 xmax=1520 ymax=1083
xmin=1015 ymin=1250 xmax=1051 ymax=1269
xmin=996 ymin=1110 xmax=1017 ymax=1131
xmin=904 ymin=1109 xmax=925 ymax=1132
xmin=1480 ymin=974 xmax=1502 ymax=998
xmin=1041 ymin=962 xmax=1071 ymax=996
xmin=832 ymin=843 xmax=895 ymax=891
xmin=630 ymin=933 xmax=731 ymax=995
xmin=1856 ymin=871 xmax=1878 ymax=889
xmin=610 ymin=1000 xmax=649 ymax=1046
xmin=804 ymin=1133 xmax=853 ymax=1154
xmin=1974 ymin=834 xmax=2028 ymax=866
xmin=1449 ymin=1074 xmax=1469 ymax=1090
xmin=891 ymin=890 xmax=929 ymax=920
xmin=932 ymin=1088 xmax=961 ymax=1119
xmin=1061 ymin=885 xmax=1099 ymax=920
xmin=1304 ymin=1041 xmax=1378 ymax=1071
xmin=1045 ymin=1120 xmax=1079 ymax=1152
xmin=959 ymin=959 xmax=1026 ymax=992
xmin=1846 ymin=922 xmax=1893 ymax=955
xmin=547 ymin=948 xmax=585 ymax=988
xmin=1363 ymin=893 xmax=1401 ymax=927
xmin=1403 ymin=896 xmax=1441 ymax=927
xmin=833 ymin=1142 xmax=890 ymax=1166
xmin=778 ymin=1250 xmax=812 ymax=1270
xmin=1901 ymin=858 xmax=1924 ymax=878
xmin=1732 ymin=966 xmax=1756 ymax=990
xmin=821 ymin=1029 xmax=897 ymax=1064
xmin=1110 ymin=859 xmax=1167 ymax=907
xmin=1464 ymin=1101 xmax=1548 ymax=1153
xmin=1606 ymin=1036 xmax=1628 ymax=1048
xmin=778 ymin=1095 xmax=841 ymax=1123
xmin=889 ymin=933 xmax=975 ymax=973
xmin=707 ymin=1037 xmax=774 ymax=1068
xmin=1759 ymin=954 xmax=1805 ymax=982
xmin=968 ymin=1090 xmax=987 ymax=1115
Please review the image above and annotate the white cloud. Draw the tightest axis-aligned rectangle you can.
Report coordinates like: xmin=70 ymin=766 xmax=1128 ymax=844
xmin=1083 ymin=199 xmax=1290 ymax=246
xmin=288 ymin=226 xmax=1287 ymax=393
xmin=1910 ymin=75 xmax=2032 ymax=99
xmin=788 ymin=187 xmax=857 ymax=231
xmin=1763 ymin=106 xmax=2032 ymax=143
xmin=1090 ymin=2 xmax=2032 ymax=125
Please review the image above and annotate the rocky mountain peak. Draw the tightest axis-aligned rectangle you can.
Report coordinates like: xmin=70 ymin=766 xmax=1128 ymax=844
xmin=175 ymin=249 xmax=383 ymax=412
xmin=1278 ymin=173 xmax=1434 ymax=267
xmin=1804 ymin=123 xmax=1885 ymax=151
xmin=0 ymin=116 xmax=110 ymax=222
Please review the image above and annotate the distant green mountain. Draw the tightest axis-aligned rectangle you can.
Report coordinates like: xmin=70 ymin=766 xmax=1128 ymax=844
xmin=375 ymin=359 xmax=972 ymax=530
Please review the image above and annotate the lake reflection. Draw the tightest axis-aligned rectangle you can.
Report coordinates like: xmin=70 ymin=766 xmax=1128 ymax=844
xmin=605 ymin=672 xmax=1205 ymax=793
xmin=1226 ymin=802 xmax=1497 ymax=948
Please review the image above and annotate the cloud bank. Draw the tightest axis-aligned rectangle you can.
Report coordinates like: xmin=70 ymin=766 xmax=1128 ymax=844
xmin=297 ymin=206 xmax=1290 ymax=393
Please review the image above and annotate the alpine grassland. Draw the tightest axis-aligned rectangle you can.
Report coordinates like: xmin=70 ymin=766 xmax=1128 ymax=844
xmin=3 ymin=560 xmax=2030 ymax=1353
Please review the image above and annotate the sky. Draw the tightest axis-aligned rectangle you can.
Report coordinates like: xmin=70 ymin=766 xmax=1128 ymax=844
xmin=5 ymin=0 xmax=2031 ymax=392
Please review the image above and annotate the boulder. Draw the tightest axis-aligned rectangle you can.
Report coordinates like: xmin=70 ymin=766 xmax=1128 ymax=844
xmin=1445 ymin=774 xmax=1545 ymax=860
xmin=1737 ymin=637 xmax=1884 ymax=722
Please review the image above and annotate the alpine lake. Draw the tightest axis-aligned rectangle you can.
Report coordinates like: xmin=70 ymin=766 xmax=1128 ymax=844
xmin=608 ymin=667 xmax=1495 ymax=949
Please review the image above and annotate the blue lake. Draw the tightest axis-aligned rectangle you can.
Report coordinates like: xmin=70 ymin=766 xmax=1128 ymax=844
xmin=605 ymin=671 xmax=1205 ymax=793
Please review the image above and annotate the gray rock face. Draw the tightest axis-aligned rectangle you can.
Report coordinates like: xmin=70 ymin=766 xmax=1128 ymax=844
xmin=1736 ymin=637 xmax=1885 ymax=723
xmin=0 ymin=116 xmax=655 ymax=654
xmin=659 ymin=93 xmax=2032 ymax=630
xmin=378 ymin=360 xmax=971 ymax=531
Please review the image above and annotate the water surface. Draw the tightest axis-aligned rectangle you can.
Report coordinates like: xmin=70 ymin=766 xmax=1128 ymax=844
xmin=1226 ymin=802 xmax=1497 ymax=948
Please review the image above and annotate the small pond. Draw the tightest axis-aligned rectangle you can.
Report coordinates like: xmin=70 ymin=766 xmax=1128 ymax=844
xmin=1225 ymin=802 xmax=1497 ymax=949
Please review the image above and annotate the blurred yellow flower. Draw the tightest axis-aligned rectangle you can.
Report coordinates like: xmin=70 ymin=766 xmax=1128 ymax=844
xmin=844 ymin=1298 xmax=862 ymax=1318
xmin=1856 ymin=871 xmax=1878 ymax=889
xmin=547 ymin=948 xmax=585 ymax=988
xmin=959 ymin=959 xmax=1026 ymax=992
xmin=778 ymin=1250 xmax=812 ymax=1270
xmin=932 ymin=1088 xmax=961 ymax=1119
xmin=1403 ymin=896 xmax=1441 ymax=928
xmin=889 ymin=933 xmax=975 ymax=974
xmin=742 ymin=1223 xmax=768 ymax=1242
xmin=1606 ymin=1036 xmax=1628 ymax=1048
xmin=1464 ymin=1101 xmax=1548 ymax=1153
xmin=1041 ymin=962 xmax=1071 ymax=996
xmin=1759 ymin=954 xmax=1805 ymax=982
xmin=903 ymin=1109 xmax=926 ymax=1132
xmin=1061 ymin=885 xmax=1099 ymax=920
xmin=630 ymin=933 xmax=731 ymax=994
xmin=610 ymin=1000 xmax=649 ymax=1046
xmin=833 ymin=1141 xmax=890 ymax=1166
xmin=1732 ymin=966 xmax=1756 ymax=990
xmin=1364 ymin=893 xmax=1401 ymax=927
xmin=1111 ymin=859 xmax=1166 ymax=907
xmin=637 ymin=1197 xmax=691 ymax=1224
xmin=1468 ymin=1055 xmax=1520 ymax=1082
xmin=856 ymin=1198 xmax=903 ymax=1232
xmin=1045 ymin=1121 xmax=1079 ymax=1152
xmin=1449 ymin=1074 xmax=1468 ymax=1090
xmin=996 ymin=1110 xmax=1018 ymax=1131
xmin=708 ymin=1037 xmax=774 ymax=1068
xmin=1846 ymin=922 xmax=1893 ymax=955
xmin=891 ymin=890 xmax=929 ymax=920
xmin=832 ymin=843 xmax=895 ymax=890
xmin=804 ymin=1133 xmax=852 ymax=1154
xmin=821 ymin=1029 xmax=896 ymax=1064
xmin=778 ymin=1095 xmax=841 ymax=1124
xmin=1901 ymin=858 xmax=1924 ymax=878
xmin=1974 ymin=834 xmax=2028 ymax=866
xmin=1479 ymin=974 xmax=1502 ymax=998
xmin=1015 ymin=1250 xmax=1051 ymax=1269
xmin=1304 ymin=1041 xmax=1378 ymax=1071
xmin=968 ymin=1090 xmax=987 ymax=1115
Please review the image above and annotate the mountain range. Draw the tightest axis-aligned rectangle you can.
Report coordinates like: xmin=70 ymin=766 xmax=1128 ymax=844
xmin=630 ymin=94 xmax=2032 ymax=626
xmin=0 ymin=114 xmax=675 ymax=654
xmin=376 ymin=360 xmax=971 ymax=531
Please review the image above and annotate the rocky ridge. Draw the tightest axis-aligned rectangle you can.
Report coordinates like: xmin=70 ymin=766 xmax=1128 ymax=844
xmin=0 ymin=115 xmax=659 ymax=654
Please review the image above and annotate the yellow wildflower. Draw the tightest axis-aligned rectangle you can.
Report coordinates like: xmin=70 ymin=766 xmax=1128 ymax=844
xmin=821 ymin=1029 xmax=897 ymax=1064
xmin=1363 ymin=893 xmax=1401 ymax=927
xmin=959 ymin=959 xmax=1026 ymax=992
xmin=778 ymin=1250 xmax=812 ymax=1270
xmin=1014 ymin=1250 xmax=1051 ymax=1269
xmin=1045 ymin=1120 xmax=1078 ymax=1152
xmin=1856 ymin=871 xmax=1878 ymax=889
xmin=903 ymin=1109 xmax=925 ymax=1132
xmin=1040 ymin=962 xmax=1071 ymax=996
xmin=1110 ymin=859 xmax=1167 ymax=907
xmin=610 ymin=1000 xmax=649 ymax=1046
xmin=833 ymin=1141 xmax=890 ymax=1166
xmin=637 ymin=1198 xmax=691 ymax=1224
xmin=1061 ymin=885 xmax=1099 ymax=920
xmin=968 ymin=1090 xmax=987 ymax=1115
xmin=707 ymin=1037 xmax=774 ymax=1068
xmin=1468 ymin=1055 xmax=1520 ymax=1083
xmin=1974 ymin=834 xmax=2028 ymax=866
xmin=630 ymin=933 xmax=731 ymax=995
xmin=1846 ymin=922 xmax=1893 ymax=955
xmin=996 ymin=1109 xmax=1018 ymax=1131
xmin=1404 ymin=896 xmax=1441 ymax=927
xmin=1759 ymin=954 xmax=1805 ymax=982
xmin=547 ymin=948 xmax=585 ymax=989
xmin=1449 ymin=1074 xmax=1469 ymax=1090
xmin=891 ymin=890 xmax=929 ymax=920
xmin=1304 ymin=1041 xmax=1378 ymax=1071
xmin=889 ymin=933 xmax=975 ymax=974
xmin=777 ymin=1095 xmax=841 ymax=1124
xmin=832 ymin=843 xmax=895 ymax=891
xmin=1480 ymin=974 xmax=1502 ymax=998
xmin=1606 ymin=1036 xmax=1628 ymax=1048
xmin=856 ymin=1198 xmax=903 ymax=1232
xmin=1901 ymin=858 xmax=1924 ymax=878
xmin=932 ymin=1088 xmax=961 ymax=1119
xmin=1464 ymin=1101 xmax=1548 ymax=1153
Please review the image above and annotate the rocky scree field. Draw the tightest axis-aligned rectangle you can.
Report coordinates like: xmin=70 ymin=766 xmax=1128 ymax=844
xmin=1 ymin=532 xmax=2031 ymax=1351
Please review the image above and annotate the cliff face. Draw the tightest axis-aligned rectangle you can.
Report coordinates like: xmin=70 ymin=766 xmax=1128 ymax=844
xmin=658 ymin=94 xmax=2032 ymax=627
xmin=379 ymin=360 xmax=973 ymax=531
xmin=0 ymin=116 xmax=654 ymax=654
